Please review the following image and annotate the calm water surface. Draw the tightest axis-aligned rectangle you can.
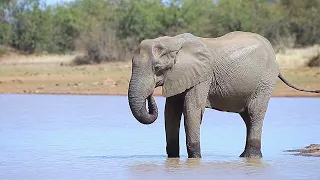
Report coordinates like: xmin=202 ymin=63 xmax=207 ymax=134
xmin=0 ymin=95 xmax=319 ymax=180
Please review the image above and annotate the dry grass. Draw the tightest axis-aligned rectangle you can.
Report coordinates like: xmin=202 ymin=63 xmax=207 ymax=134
xmin=0 ymin=53 xmax=77 ymax=65
xmin=0 ymin=62 xmax=135 ymax=95
xmin=276 ymin=45 xmax=320 ymax=69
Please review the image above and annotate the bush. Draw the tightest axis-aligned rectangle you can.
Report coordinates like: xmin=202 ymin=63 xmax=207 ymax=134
xmin=280 ymin=0 xmax=320 ymax=46
xmin=72 ymin=55 xmax=91 ymax=65
xmin=263 ymin=20 xmax=296 ymax=52
xmin=1 ymin=0 xmax=320 ymax=62
xmin=72 ymin=40 xmax=122 ymax=65
xmin=0 ymin=46 xmax=7 ymax=55
xmin=307 ymin=53 xmax=320 ymax=67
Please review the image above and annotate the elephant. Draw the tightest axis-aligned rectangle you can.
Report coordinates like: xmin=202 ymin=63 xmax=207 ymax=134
xmin=127 ymin=31 xmax=320 ymax=158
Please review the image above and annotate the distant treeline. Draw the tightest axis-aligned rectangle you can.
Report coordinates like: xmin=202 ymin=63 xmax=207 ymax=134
xmin=0 ymin=0 xmax=320 ymax=63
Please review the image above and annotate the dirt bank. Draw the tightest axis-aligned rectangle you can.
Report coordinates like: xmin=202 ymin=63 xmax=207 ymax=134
xmin=0 ymin=53 xmax=319 ymax=97
xmin=286 ymin=144 xmax=320 ymax=157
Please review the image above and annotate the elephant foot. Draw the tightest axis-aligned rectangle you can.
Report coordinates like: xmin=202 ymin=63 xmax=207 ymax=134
xmin=240 ymin=139 xmax=262 ymax=158
xmin=166 ymin=140 xmax=180 ymax=158
xmin=187 ymin=142 xmax=202 ymax=158
xmin=188 ymin=153 xmax=202 ymax=158
xmin=167 ymin=154 xmax=180 ymax=158
xmin=239 ymin=150 xmax=262 ymax=158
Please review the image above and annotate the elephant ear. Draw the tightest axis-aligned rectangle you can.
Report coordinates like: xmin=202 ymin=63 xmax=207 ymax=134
xmin=162 ymin=37 xmax=213 ymax=97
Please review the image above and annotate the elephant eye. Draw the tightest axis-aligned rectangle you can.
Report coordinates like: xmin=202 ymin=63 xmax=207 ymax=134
xmin=154 ymin=64 xmax=161 ymax=73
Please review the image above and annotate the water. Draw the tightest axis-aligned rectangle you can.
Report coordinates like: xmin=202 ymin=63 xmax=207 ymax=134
xmin=0 ymin=95 xmax=319 ymax=180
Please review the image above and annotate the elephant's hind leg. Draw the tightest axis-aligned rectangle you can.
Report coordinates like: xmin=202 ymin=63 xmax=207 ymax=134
xmin=165 ymin=95 xmax=184 ymax=158
xmin=239 ymin=93 xmax=271 ymax=158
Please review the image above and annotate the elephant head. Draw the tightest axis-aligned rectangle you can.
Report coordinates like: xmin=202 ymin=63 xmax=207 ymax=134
xmin=128 ymin=33 xmax=212 ymax=125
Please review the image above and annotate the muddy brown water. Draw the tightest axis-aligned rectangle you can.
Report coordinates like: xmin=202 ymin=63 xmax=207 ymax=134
xmin=0 ymin=95 xmax=319 ymax=180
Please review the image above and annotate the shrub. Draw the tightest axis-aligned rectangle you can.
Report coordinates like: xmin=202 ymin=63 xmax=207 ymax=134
xmin=72 ymin=40 xmax=120 ymax=65
xmin=2 ymin=0 xmax=320 ymax=61
xmin=307 ymin=53 xmax=320 ymax=67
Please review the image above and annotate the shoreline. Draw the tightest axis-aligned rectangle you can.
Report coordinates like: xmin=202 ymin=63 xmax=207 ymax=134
xmin=1 ymin=91 xmax=320 ymax=97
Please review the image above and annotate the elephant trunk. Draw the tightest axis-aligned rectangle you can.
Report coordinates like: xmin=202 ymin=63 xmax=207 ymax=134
xmin=128 ymin=73 xmax=158 ymax=125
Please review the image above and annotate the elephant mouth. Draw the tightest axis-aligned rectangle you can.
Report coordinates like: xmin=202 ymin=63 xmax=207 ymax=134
xmin=155 ymin=80 xmax=164 ymax=88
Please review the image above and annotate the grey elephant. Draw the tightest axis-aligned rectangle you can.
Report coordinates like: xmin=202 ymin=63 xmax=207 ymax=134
xmin=128 ymin=31 xmax=320 ymax=158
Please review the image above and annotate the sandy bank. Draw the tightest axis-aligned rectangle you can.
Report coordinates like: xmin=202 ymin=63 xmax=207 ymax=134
xmin=0 ymin=47 xmax=319 ymax=97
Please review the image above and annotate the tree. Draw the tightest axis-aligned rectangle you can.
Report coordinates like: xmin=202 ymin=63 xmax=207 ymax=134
xmin=280 ymin=0 xmax=320 ymax=45
xmin=118 ymin=0 xmax=166 ymax=43
xmin=1 ymin=0 xmax=320 ymax=59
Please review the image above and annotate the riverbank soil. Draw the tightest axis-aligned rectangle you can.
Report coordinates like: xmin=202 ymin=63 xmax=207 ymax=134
xmin=0 ymin=52 xmax=319 ymax=96
xmin=286 ymin=144 xmax=320 ymax=157
xmin=0 ymin=62 xmax=319 ymax=96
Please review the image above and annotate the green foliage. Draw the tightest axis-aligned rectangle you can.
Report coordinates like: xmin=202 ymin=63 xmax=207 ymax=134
xmin=11 ymin=5 xmax=53 ymax=53
xmin=213 ymin=0 xmax=270 ymax=33
xmin=72 ymin=0 xmax=124 ymax=63
xmin=50 ymin=5 xmax=81 ymax=53
xmin=280 ymin=0 xmax=320 ymax=46
xmin=118 ymin=0 xmax=167 ymax=43
xmin=0 ymin=0 xmax=319 ymax=61
xmin=0 ymin=0 xmax=80 ymax=54
xmin=0 ymin=22 xmax=11 ymax=44
xmin=170 ymin=0 xmax=215 ymax=37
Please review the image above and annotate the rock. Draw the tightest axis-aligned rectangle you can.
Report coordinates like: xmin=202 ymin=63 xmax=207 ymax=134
xmin=92 ymin=81 xmax=100 ymax=86
xmin=73 ymin=82 xmax=83 ymax=87
xmin=12 ymin=79 xmax=23 ymax=83
xmin=103 ymin=78 xmax=116 ymax=86
xmin=79 ymin=82 xmax=83 ymax=86
xmin=37 ymin=86 xmax=44 ymax=90
xmin=285 ymin=144 xmax=320 ymax=157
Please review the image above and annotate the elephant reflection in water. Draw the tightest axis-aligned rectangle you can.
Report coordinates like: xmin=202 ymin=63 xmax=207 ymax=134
xmin=128 ymin=31 xmax=320 ymax=158
xmin=130 ymin=157 xmax=265 ymax=175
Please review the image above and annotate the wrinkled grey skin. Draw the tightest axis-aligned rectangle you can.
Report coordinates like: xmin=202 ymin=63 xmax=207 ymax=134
xmin=128 ymin=31 xmax=320 ymax=158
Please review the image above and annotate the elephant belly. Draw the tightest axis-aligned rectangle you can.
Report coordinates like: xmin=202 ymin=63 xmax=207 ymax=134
xmin=206 ymin=94 xmax=247 ymax=113
xmin=205 ymin=77 xmax=256 ymax=113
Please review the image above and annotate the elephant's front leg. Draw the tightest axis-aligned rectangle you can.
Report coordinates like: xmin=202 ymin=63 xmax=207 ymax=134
xmin=165 ymin=95 xmax=184 ymax=158
xmin=183 ymin=82 xmax=209 ymax=158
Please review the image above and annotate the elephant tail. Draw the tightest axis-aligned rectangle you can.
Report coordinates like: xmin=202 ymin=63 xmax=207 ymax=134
xmin=278 ymin=73 xmax=320 ymax=93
